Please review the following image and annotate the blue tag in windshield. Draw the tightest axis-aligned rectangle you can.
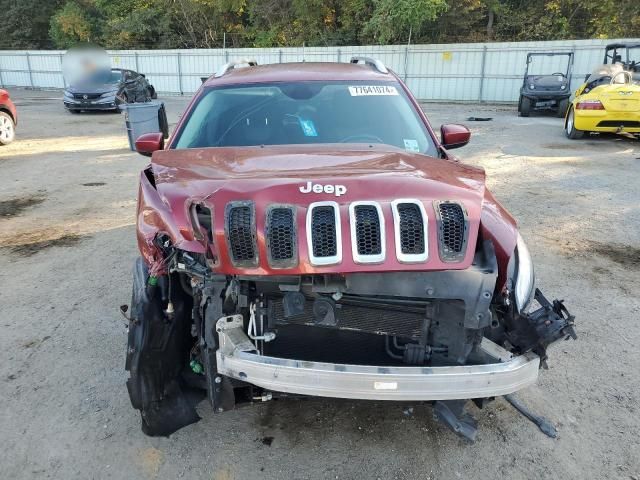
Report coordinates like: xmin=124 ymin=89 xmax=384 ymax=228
xmin=299 ymin=118 xmax=318 ymax=137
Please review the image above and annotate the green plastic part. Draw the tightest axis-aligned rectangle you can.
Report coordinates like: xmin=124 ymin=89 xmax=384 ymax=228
xmin=190 ymin=360 xmax=204 ymax=374
xmin=147 ymin=276 xmax=158 ymax=286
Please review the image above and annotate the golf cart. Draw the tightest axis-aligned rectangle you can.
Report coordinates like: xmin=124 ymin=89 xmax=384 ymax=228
xmin=603 ymin=43 xmax=639 ymax=81
xmin=518 ymin=52 xmax=574 ymax=117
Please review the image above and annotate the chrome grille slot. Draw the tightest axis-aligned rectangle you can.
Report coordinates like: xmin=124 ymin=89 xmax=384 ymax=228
xmin=266 ymin=206 xmax=297 ymax=268
xmin=391 ymin=200 xmax=428 ymax=263
xmin=306 ymin=202 xmax=342 ymax=266
xmin=225 ymin=201 xmax=258 ymax=267
xmin=350 ymin=202 xmax=385 ymax=263
xmin=435 ymin=201 xmax=468 ymax=262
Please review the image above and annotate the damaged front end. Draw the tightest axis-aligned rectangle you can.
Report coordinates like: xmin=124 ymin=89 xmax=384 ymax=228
xmin=125 ymin=153 xmax=576 ymax=439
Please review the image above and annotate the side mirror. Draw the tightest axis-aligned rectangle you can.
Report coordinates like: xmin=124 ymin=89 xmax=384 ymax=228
xmin=440 ymin=124 xmax=470 ymax=149
xmin=135 ymin=132 xmax=164 ymax=157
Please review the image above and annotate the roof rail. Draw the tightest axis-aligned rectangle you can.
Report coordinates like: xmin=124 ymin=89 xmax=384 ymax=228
xmin=349 ymin=56 xmax=388 ymax=74
xmin=215 ymin=58 xmax=259 ymax=78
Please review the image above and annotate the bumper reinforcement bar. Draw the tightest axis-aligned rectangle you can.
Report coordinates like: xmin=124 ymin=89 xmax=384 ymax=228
xmin=215 ymin=315 xmax=540 ymax=401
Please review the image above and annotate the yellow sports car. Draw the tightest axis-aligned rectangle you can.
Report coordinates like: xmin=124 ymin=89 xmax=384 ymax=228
xmin=565 ymin=65 xmax=640 ymax=139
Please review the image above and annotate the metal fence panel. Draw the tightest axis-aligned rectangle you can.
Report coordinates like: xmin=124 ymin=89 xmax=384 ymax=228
xmin=0 ymin=38 xmax=638 ymax=102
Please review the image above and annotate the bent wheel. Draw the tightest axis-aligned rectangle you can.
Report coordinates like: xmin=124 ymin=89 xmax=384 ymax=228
xmin=565 ymin=108 xmax=584 ymax=139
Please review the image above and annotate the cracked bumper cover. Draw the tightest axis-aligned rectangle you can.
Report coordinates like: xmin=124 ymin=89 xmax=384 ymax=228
xmin=215 ymin=316 xmax=540 ymax=401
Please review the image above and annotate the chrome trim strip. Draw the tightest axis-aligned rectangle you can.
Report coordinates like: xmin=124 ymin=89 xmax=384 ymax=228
xmin=349 ymin=201 xmax=385 ymax=264
xmin=306 ymin=201 xmax=342 ymax=266
xmin=390 ymin=199 xmax=428 ymax=263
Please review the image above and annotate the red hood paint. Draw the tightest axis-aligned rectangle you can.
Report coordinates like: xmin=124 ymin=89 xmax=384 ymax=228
xmin=136 ymin=144 xmax=517 ymax=277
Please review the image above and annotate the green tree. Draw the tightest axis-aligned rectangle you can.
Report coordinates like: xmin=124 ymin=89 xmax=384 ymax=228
xmin=363 ymin=0 xmax=448 ymax=44
xmin=49 ymin=1 xmax=102 ymax=48
xmin=0 ymin=0 xmax=64 ymax=48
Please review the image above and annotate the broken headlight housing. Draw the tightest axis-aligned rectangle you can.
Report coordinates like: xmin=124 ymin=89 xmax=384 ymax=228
xmin=512 ymin=233 xmax=535 ymax=313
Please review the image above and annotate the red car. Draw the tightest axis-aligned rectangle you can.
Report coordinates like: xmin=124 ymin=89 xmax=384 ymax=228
xmin=125 ymin=59 xmax=576 ymax=439
xmin=0 ymin=88 xmax=17 ymax=145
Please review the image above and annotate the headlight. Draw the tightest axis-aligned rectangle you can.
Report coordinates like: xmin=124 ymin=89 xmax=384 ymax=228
xmin=529 ymin=84 xmax=535 ymax=89
xmin=101 ymin=90 xmax=118 ymax=98
xmin=560 ymin=85 xmax=566 ymax=90
xmin=514 ymin=233 xmax=535 ymax=312
xmin=63 ymin=90 xmax=73 ymax=98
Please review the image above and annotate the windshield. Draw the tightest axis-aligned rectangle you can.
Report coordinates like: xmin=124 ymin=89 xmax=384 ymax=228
xmin=173 ymin=81 xmax=437 ymax=155
xmin=84 ymin=69 xmax=122 ymax=85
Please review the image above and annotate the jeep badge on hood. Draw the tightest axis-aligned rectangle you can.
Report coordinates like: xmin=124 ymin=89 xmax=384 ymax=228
xmin=299 ymin=181 xmax=347 ymax=196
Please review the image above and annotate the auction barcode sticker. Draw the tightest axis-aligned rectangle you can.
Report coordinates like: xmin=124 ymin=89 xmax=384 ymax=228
xmin=349 ymin=85 xmax=399 ymax=96
xmin=373 ymin=381 xmax=398 ymax=390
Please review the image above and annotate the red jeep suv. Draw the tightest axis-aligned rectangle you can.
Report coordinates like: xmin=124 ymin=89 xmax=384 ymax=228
xmin=125 ymin=58 xmax=576 ymax=440
xmin=0 ymin=88 xmax=17 ymax=145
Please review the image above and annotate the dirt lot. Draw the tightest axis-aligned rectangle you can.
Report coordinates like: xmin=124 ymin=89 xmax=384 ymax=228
xmin=0 ymin=88 xmax=639 ymax=480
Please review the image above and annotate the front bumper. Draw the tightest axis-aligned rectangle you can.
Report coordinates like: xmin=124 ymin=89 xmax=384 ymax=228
xmin=63 ymin=96 xmax=117 ymax=111
xmin=215 ymin=315 xmax=540 ymax=401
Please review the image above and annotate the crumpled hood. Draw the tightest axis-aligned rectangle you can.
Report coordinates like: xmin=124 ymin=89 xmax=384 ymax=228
xmin=152 ymin=144 xmax=486 ymax=202
xmin=141 ymin=145 xmax=516 ymax=275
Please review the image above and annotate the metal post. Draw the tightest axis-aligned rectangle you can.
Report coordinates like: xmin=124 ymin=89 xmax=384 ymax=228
xmin=134 ymin=52 xmax=140 ymax=73
xmin=59 ymin=53 xmax=66 ymax=88
xmin=337 ymin=48 xmax=341 ymax=63
xmin=403 ymin=46 xmax=409 ymax=82
xmin=403 ymin=28 xmax=412 ymax=83
xmin=478 ymin=46 xmax=488 ymax=103
xmin=223 ymin=32 xmax=226 ymax=51
xmin=0 ymin=55 xmax=5 ymax=87
xmin=569 ymin=47 xmax=576 ymax=90
xmin=278 ymin=49 xmax=283 ymax=64
xmin=26 ymin=52 xmax=34 ymax=87
xmin=177 ymin=52 xmax=183 ymax=95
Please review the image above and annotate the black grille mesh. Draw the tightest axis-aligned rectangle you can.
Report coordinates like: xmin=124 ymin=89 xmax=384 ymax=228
xmin=354 ymin=205 xmax=382 ymax=256
xmin=267 ymin=207 xmax=296 ymax=265
xmin=311 ymin=206 xmax=337 ymax=258
xmin=397 ymin=203 xmax=425 ymax=255
xmin=227 ymin=205 xmax=256 ymax=264
xmin=74 ymin=93 xmax=101 ymax=100
xmin=438 ymin=202 xmax=466 ymax=260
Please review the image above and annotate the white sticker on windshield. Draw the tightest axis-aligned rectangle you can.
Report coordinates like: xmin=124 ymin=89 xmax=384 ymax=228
xmin=349 ymin=85 xmax=399 ymax=96
xmin=404 ymin=139 xmax=420 ymax=153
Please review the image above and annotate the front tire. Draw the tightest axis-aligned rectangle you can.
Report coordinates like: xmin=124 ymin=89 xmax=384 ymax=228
xmin=519 ymin=97 xmax=532 ymax=117
xmin=557 ymin=99 xmax=569 ymax=118
xmin=565 ymin=107 xmax=584 ymax=139
xmin=0 ymin=111 xmax=16 ymax=145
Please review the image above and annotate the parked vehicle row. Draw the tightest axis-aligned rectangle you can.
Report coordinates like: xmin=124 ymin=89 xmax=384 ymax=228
xmin=565 ymin=43 xmax=640 ymax=139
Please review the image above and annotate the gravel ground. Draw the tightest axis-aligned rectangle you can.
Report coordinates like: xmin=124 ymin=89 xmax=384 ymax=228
xmin=0 ymin=88 xmax=638 ymax=480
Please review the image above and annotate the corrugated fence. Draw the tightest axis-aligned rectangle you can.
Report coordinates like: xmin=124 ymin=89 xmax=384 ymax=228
xmin=0 ymin=38 xmax=638 ymax=102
